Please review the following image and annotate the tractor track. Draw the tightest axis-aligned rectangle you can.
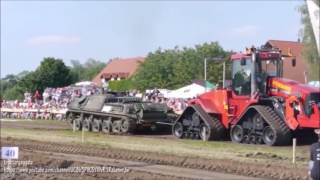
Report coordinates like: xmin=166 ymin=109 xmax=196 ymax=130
xmin=18 ymin=149 xmax=260 ymax=180
xmin=1 ymin=137 xmax=309 ymax=180
xmin=1 ymin=149 xmax=189 ymax=180
xmin=253 ymin=105 xmax=292 ymax=146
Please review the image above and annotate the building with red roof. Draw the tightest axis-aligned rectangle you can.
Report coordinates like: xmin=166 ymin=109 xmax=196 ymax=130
xmin=92 ymin=57 xmax=144 ymax=86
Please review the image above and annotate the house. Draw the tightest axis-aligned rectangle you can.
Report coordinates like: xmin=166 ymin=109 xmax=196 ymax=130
xmin=92 ymin=57 xmax=144 ymax=86
xmin=264 ymin=40 xmax=308 ymax=83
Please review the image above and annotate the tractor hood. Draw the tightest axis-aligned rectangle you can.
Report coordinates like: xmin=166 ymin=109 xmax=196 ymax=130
xmin=268 ymin=77 xmax=320 ymax=97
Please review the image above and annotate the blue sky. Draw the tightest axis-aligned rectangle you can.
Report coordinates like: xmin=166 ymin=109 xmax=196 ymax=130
xmin=1 ymin=0 xmax=304 ymax=76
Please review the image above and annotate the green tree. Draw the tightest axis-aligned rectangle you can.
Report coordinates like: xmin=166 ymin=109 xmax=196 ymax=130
xmin=1 ymin=72 xmax=31 ymax=100
xmin=70 ymin=60 xmax=85 ymax=82
xmin=83 ymin=58 xmax=106 ymax=80
xmin=1 ymin=57 xmax=74 ymax=100
xmin=17 ymin=71 xmax=38 ymax=93
xmin=298 ymin=2 xmax=320 ymax=80
xmin=32 ymin=57 xmax=72 ymax=92
xmin=70 ymin=59 xmax=106 ymax=82
xmin=132 ymin=42 xmax=228 ymax=90
xmin=2 ymin=85 xmax=24 ymax=100
xmin=1 ymin=74 xmax=18 ymax=93
xmin=11 ymin=57 xmax=72 ymax=94
xmin=108 ymin=79 xmax=133 ymax=91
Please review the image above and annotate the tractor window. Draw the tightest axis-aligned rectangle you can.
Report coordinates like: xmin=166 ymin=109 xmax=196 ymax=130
xmin=261 ymin=60 xmax=278 ymax=76
xmin=257 ymin=59 xmax=282 ymax=94
xmin=232 ymin=59 xmax=252 ymax=95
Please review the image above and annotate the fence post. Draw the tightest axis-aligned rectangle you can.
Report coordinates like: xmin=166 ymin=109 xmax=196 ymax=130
xmin=292 ymin=138 xmax=296 ymax=165
xmin=82 ymin=124 xmax=85 ymax=143
xmin=73 ymin=120 xmax=75 ymax=132
xmin=203 ymin=127 xmax=206 ymax=142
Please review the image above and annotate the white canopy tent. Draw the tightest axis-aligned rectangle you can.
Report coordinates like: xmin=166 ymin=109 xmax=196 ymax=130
xmin=75 ymin=81 xmax=96 ymax=86
xmin=308 ymin=81 xmax=320 ymax=88
xmin=166 ymin=83 xmax=207 ymax=99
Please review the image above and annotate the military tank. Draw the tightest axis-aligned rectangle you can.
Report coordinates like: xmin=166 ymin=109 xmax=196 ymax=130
xmin=66 ymin=94 xmax=170 ymax=134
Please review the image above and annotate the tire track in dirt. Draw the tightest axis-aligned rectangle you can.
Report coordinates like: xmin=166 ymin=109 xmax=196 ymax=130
xmin=1 ymin=137 xmax=309 ymax=180
xmin=1 ymin=150 xmax=188 ymax=180
xmin=27 ymin=150 xmax=261 ymax=180
xmin=1 ymin=120 xmax=175 ymax=139
xmin=1 ymin=120 xmax=70 ymax=130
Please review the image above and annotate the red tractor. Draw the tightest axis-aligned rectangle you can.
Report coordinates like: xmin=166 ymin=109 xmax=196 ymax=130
xmin=172 ymin=47 xmax=320 ymax=146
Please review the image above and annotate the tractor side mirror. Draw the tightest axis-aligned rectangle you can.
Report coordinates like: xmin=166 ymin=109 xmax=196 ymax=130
xmin=291 ymin=58 xmax=296 ymax=67
xmin=240 ymin=58 xmax=246 ymax=66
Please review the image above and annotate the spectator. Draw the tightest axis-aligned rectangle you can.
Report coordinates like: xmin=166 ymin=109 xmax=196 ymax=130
xmin=34 ymin=90 xmax=41 ymax=103
xmin=309 ymin=129 xmax=320 ymax=180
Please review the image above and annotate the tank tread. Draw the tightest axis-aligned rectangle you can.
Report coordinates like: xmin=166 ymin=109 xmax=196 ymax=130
xmin=121 ymin=118 xmax=137 ymax=134
xmin=253 ymin=105 xmax=291 ymax=146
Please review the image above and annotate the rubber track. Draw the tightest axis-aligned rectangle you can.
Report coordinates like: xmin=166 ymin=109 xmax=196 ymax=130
xmin=209 ymin=115 xmax=226 ymax=140
xmin=192 ymin=105 xmax=226 ymax=140
xmin=252 ymin=105 xmax=291 ymax=146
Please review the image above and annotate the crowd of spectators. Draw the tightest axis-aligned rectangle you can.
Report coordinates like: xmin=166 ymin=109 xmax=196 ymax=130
xmin=41 ymin=85 xmax=101 ymax=109
xmin=1 ymin=85 xmax=101 ymax=119
xmin=143 ymin=88 xmax=188 ymax=114
xmin=1 ymin=86 xmax=191 ymax=119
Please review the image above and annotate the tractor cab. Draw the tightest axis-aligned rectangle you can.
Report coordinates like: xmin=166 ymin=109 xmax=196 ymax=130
xmin=230 ymin=47 xmax=284 ymax=97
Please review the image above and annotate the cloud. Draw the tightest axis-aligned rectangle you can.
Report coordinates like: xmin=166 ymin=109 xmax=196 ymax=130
xmin=231 ymin=25 xmax=259 ymax=37
xmin=27 ymin=35 xmax=80 ymax=46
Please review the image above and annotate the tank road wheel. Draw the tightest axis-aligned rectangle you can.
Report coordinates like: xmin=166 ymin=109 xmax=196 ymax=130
xmin=67 ymin=114 xmax=76 ymax=128
xmin=199 ymin=123 xmax=211 ymax=141
xmin=121 ymin=118 xmax=136 ymax=134
xmin=112 ymin=121 xmax=122 ymax=133
xmin=74 ymin=118 xmax=82 ymax=131
xmin=230 ymin=125 xmax=244 ymax=143
xmin=102 ymin=118 xmax=112 ymax=133
xmin=92 ymin=119 xmax=101 ymax=132
xmin=82 ymin=117 xmax=91 ymax=131
xmin=173 ymin=122 xmax=184 ymax=139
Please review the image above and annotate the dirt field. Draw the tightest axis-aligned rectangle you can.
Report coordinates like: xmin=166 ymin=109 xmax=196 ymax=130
xmin=1 ymin=148 xmax=190 ymax=180
xmin=0 ymin=119 xmax=314 ymax=180
xmin=1 ymin=119 xmax=70 ymax=130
